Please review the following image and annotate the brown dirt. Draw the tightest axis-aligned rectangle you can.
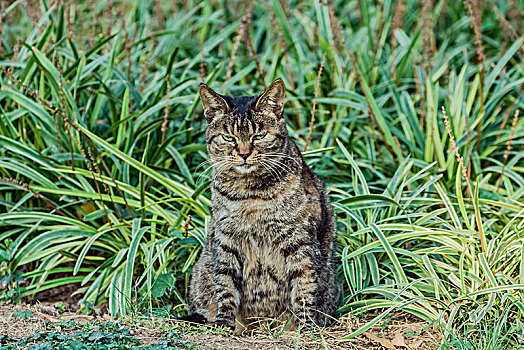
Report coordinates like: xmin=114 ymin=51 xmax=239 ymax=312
xmin=0 ymin=302 xmax=442 ymax=349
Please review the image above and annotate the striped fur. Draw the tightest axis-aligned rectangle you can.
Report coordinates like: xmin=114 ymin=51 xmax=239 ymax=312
xmin=188 ymin=79 xmax=339 ymax=331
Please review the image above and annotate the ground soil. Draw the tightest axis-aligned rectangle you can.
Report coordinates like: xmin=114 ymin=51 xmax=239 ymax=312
xmin=0 ymin=301 xmax=442 ymax=349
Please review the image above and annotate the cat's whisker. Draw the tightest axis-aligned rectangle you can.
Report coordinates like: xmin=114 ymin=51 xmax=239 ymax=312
xmin=260 ymin=160 xmax=286 ymax=182
xmin=196 ymin=159 xmax=231 ymax=184
xmin=262 ymin=152 xmax=297 ymax=158
xmin=259 ymin=157 xmax=295 ymax=175
xmin=213 ymin=166 xmax=232 ymax=181
xmin=212 ymin=160 xmax=232 ymax=175
xmin=194 ymin=156 xmax=235 ymax=173
xmin=258 ymin=161 xmax=274 ymax=179
xmin=261 ymin=153 xmax=301 ymax=166
xmin=263 ymin=163 xmax=292 ymax=179
xmin=259 ymin=156 xmax=300 ymax=173
xmin=196 ymin=167 xmax=217 ymax=185
xmin=261 ymin=156 xmax=294 ymax=169
xmin=260 ymin=160 xmax=282 ymax=182
xmin=194 ymin=160 xmax=214 ymax=173
xmin=199 ymin=158 xmax=231 ymax=175
xmin=212 ymin=161 xmax=234 ymax=181
xmin=194 ymin=157 xmax=234 ymax=183
xmin=195 ymin=169 xmax=212 ymax=185
xmin=253 ymin=154 xmax=291 ymax=173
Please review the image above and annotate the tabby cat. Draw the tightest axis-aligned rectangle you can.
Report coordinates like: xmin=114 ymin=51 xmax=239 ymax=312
xmin=187 ymin=79 xmax=339 ymax=331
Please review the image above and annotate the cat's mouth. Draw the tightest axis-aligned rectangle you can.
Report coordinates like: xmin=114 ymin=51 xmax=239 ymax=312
xmin=234 ymin=162 xmax=257 ymax=174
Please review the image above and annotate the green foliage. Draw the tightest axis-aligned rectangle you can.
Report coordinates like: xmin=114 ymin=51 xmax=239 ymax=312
xmin=151 ymin=274 xmax=176 ymax=298
xmin=0 ymin=0 xmax=523 ymax=346
xmin=0 ymin=321 xmax=197 ymax=349
xmin=442 ymin=314 xmax=524 ymax=350
xmin=12 ymin=309 xmax=32 ymax=319
xmin=0 ymin=238 xmax=26 ymax=303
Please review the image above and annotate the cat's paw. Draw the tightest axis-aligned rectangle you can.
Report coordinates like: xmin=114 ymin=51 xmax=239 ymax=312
xmin=211 ymin=319 xmax=235 ymax=331
xmin=177 ymin=313 xmax=207 ymax=324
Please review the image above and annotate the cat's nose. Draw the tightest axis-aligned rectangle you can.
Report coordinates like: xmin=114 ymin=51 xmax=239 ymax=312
xmin=238 ymin=152 xmax=252 ymax=161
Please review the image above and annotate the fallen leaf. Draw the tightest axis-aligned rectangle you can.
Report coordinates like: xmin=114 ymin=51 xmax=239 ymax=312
xmin=405 ymin=323 xmax=424 ymax=333
xmin=392 ymin=332 xmax=408 ymax=348
xmin=80 ymin=201 xmax=96 ymax=214
xmin=60 ymin=315 xmax=94 ymax=324
xmin=365 ymin=333 xmax=395 ymax=349
xmin=411 ymin=338 xmax=424 ymax=349
xmin=45 ymin=315 xmax=60 ymax=323
xmin=38 ymin=305 xmax=59 ymax=316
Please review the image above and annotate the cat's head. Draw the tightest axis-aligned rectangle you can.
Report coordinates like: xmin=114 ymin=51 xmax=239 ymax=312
xmin=199 ymin=79 xmax=291 ymax=175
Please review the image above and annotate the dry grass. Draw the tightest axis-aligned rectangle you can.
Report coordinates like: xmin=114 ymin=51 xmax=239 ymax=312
xmin=153 ymin=0 xmax=164 ymax=30
xmin=161 ymin=80 xmax=171 ymax=144
xmin=24 ymin=0 xmax=40 ymax=29
xmin=507 ymin=0 xmax=522 ymax=37
xmin=243 ymin=2 xmax=265 ymax=84
xmin=463 ymin=0 xmax=485 ymax=64
xmin=88 ymin=0 xmax=96 ymax=47
xmin=464 ymin=0 xmax=487 ymax=151
xmin=226 ymin=1 xmax=258 ymax=81
xmin=421 ymin=0 xmax=435 ymax=70
xmin=0 ymin=1 xmax=4 ymax=51
xmin=442 ymin=106 xmax=485 ymax=253
xmin=106 ymin=0 xmax=114 ymax=37
xmin=390 ymin=0 xmax=405 ymax=80
xmin=497 ymin=109 xmax=520 ymax=190
xmin=0 ymin=303 xmax=441 ymax=349
xmin=304 ymin=53 xmax=326 ymax=151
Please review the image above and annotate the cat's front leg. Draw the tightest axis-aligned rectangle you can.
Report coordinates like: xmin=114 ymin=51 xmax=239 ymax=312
xmin=212 ymin=237 xmax=243 ymax=328
xmin=284 ymin=238 xmax=319 ymax=325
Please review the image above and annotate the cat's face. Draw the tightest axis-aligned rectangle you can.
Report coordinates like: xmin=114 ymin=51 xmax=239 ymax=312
xmin=199 ymin=79 xmax=289 ymax=175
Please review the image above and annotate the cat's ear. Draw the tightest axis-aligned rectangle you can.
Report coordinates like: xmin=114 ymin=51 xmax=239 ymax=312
xmin=255 ymin=78 xmax=285 ymax=116
xmin=199 ymin=84 xmax=229 ymax=120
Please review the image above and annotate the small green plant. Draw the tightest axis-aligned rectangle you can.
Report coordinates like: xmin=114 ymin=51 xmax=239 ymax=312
xmin=56 ymin=302 xmax=65 ymax=313
xmin=11 ymin=309 xmax=32 ymax=319
xmin=0 ymin=239 xmax=25 ymax=304
xmin=151 ymin=273 xmax=176 ymax=299
xmin=442 ymin=319 xmax=524 ymax=350
xmin=0 ymin=321 xmax=198 ymax=349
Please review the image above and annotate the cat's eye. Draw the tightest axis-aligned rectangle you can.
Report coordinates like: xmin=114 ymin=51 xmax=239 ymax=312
xmin=222 ymin=135 xmax=235 ymax=142
xmin=253 ymin=133 xmax=267 ymax=140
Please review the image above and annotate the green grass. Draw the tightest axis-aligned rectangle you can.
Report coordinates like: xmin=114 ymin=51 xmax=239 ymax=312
xmin=0 ymin=0 xmax=523 ymax=348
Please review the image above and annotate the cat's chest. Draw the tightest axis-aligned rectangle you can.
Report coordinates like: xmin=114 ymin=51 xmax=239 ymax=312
xmin=213 ymin=197 xmax=299 ymax=316
xmin=214 ymin=203 xmax=291 ymax=278
xmin=241 ymin=239 xmax=286 ymax=276
xmin=214 ymin=201 xmax=293 ymax=241
xmin=212 ymin=175 xmax=308 ymax=227
xmin=238 ymin=236 xmax=289 ymax=314
xmin=213 ymin=191 xmax=305 ymax=233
